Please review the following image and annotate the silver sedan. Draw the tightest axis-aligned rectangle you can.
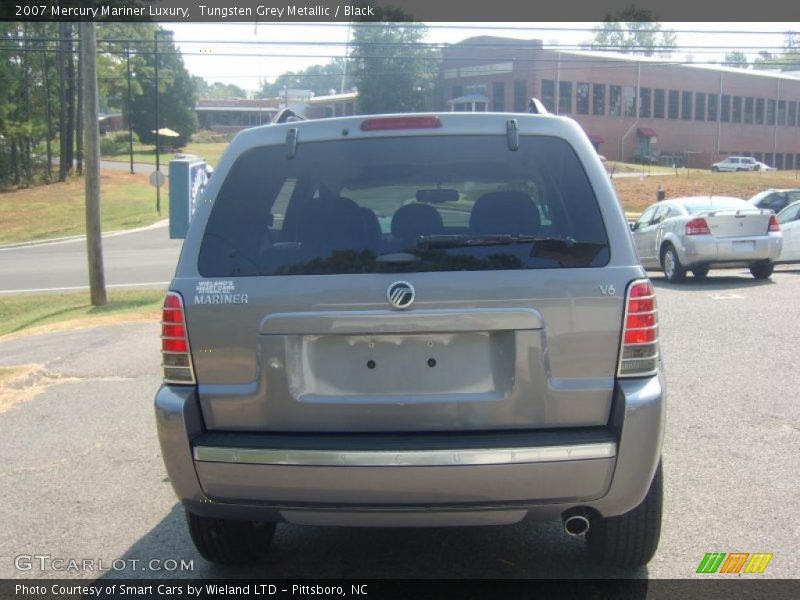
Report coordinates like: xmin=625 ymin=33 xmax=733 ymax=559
xmin=631 ymin=196 xmax=782 ymax=282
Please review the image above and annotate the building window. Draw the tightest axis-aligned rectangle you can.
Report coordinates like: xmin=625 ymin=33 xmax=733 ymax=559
xmin=732 ymin=96 xmax=742 ymax=123
xmin=639 ymin=88 xmax=651 ymax=118
xmin=653 ymin=89 xmax=665 ymax=118
xmin=592 ymin=84 xmax=606 ymax=115
xmin=623 ymin=86 xmax=636 ymax=117
xmin=776 ymin=153 xmax=784 ymax=170
xmin=492 ymin=81 xmax=505 ymax=112
xmin=787 ymin=154 xmax=794 ymax=170
xmin=708 ymin=93 xmax=718 ymax=121
xmin=681 ymin=91 xmax=692 ymax=120
xmin=576 ymin=82 xmax=590 ymax=114
xmin=513 ymin=80 xmax=527 ymax=112
xmin=559 ymin=81 xmax=572 ymax=114
xmin=778 ymin=100 xmax=786 ymax=126
xmin=541 ymin=80 xmax=555 ymax=112
xmin=610 ymin=85 xmax=622 ymax=116
xmin=695 ymin=92 xmax=706 ymax=121
xmin=756 ymin=98 xmax=765 ymax=124
xmin=744 ymin=97 xmax=754 ymax=123
xmin=789 ymin=101 xmax=797 ymax=127
xmin=452 ymin=85 xmax=463 ymax=99
xmin=767 ymin=99 xmax=776 ymax=125
xmin=721 ymin=95 xmax=730 ymax=122
xmin=668 ymin=90 xmax=679 ymax=119
xmin=754 ymin=152 xmax=763 ymax=162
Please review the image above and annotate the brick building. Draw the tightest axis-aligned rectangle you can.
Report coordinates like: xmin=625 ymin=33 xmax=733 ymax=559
xmin=442 ymin=36 xmax=800 ymax=169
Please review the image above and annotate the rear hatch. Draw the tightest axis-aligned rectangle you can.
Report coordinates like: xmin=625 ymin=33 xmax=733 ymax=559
xmin=178 ymin=121 xmax=636 ymax=433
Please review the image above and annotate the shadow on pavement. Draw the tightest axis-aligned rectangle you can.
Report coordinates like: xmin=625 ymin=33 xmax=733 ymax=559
xmin=649 ymin=272 xmax=776 ymax=292
xmin=103 ymin=504 xmax=649 ymax=581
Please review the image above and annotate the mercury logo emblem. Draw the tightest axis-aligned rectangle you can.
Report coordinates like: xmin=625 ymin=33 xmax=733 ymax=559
xmin=387 ymin=281 xmax=415 ymax=309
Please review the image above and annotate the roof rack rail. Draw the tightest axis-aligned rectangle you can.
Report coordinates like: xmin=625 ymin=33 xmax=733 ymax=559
xmin=273 ymin=108 xmax=306 ymax=124
xmin=528 ymin=98 xmax=549 ymax=115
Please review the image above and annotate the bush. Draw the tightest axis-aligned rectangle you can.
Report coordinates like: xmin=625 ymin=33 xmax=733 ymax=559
xmin=100 ymin=131 xmax=138 ymax=156
xmin=191 ymin=130 xmax=234 ymax=144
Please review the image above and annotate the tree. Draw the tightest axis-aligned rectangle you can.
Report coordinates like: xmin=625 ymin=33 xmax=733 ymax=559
xmin=194 ymin=77 xmax=249 ymax=99
xmin=96 ymin=25 xmax=197 ymax=147
xmin=350 ymin=9 xmax=440 ymax=114
xmin=752 ymin=31 xmax=800 ymax=71
xmin=258 ymin=59 xmax=351 ymax=98
xmin=590 ymin=6 xmax=676 ymax=58
xmin=723 ymin=51 xmax=749 ymax=68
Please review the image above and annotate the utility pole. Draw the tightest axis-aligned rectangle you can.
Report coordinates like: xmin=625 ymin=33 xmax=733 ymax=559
xmin=80 ymin=21 xmax=107 ymax=306
xmin=154 ymin=30 xmax=161 ymax=215
xmin=126 ymin=45 xmax=134 ymax=174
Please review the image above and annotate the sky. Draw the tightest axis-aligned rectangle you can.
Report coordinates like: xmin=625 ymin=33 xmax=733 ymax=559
xmin=165 ymin=22 xmax=800 ymax=93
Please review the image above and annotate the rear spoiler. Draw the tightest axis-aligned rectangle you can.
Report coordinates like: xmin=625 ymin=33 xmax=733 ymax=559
xmin=704 ymin=208 xmax=771 ymax=217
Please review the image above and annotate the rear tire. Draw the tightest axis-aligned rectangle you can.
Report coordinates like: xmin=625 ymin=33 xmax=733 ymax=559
xmin=186 ymin=510 xmax=276 ymax=565
xmin=661 ymin=245 xmax=686 ymax=283
xmin=586 ymin=462 xmax=663 ymax=568
xmin=749 ymin=260 xmax=774 ymax=280
xmin=711 ymin=167 xmax=719 ymax=172
xmin=692 ymin=266 xmax=710 ymax=280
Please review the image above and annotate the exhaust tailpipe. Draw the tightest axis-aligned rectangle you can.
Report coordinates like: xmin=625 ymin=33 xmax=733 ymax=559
xmin=563 ymin=512 xmax=590 ymax=536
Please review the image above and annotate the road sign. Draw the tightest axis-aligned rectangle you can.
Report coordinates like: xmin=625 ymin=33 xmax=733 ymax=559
xmin=149 ymin=170 xmax=165 ymax=187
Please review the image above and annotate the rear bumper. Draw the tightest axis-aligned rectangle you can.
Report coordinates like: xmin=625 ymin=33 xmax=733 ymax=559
xmin=678 ymin=233 xmax=782 ymax=266
xmin=155 ymin=372 xmax=665 ymax=525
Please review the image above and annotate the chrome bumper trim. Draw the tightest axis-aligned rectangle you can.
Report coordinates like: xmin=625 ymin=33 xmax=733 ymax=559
xmin=193 ymin=442 xmax=617 ymax=467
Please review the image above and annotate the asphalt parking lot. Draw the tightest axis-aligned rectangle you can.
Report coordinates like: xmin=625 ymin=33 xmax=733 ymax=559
xmin=0 ymin=267 xmax=798 ymax=579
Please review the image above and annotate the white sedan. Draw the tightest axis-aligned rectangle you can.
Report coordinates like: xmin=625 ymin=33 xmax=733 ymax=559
xmin=631 ymin=196 xmax=782 ymax=282
xmin=776 ymin=200 xmax=800 ymax=263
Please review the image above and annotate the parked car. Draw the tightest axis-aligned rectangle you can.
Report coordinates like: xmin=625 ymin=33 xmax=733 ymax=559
xmin=749 ymin=189 xmax=800 ymax=214
xmin=711 ymin=156 xmax=760 ymax=172
xmin=631 ymin=196 xmax=782 ymax=282
xmin=775 ymin=200 xmax=800 ymax=263
xmin=155 ymin=112 xmax=666 ymax=568
xmin=756 ymin=161 xmax=776 ymax=172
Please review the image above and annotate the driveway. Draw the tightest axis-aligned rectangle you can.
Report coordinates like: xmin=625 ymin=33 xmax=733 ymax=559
xmin=1 ymin=268 xmax=798 ymax=579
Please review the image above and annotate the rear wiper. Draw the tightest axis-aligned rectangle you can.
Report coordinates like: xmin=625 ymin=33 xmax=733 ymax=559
xmin=416 ymin=234 xmax=592 ymax=250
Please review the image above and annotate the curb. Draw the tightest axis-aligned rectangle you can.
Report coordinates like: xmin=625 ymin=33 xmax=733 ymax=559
xmin=0 ymin=219 xmax=169 ymax=250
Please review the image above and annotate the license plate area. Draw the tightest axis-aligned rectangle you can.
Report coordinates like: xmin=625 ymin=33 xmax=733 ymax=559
xmin=732 ymin=240 xmax=755 ymax=253
xmin=285 ymin=332 xmax=516 ymax=401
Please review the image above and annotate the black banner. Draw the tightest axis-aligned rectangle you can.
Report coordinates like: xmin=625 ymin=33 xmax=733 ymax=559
xmin=2 ymin=580 xmax=800 ymax=600
xmin=1 ymin=0 xmax=799 ymax=22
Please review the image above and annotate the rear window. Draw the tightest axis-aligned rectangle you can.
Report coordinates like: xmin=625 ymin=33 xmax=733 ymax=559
xmin=198 ymin=135 xmax=609 ymax=276
xmin=680 ymin=197 xmax=749 ymax=214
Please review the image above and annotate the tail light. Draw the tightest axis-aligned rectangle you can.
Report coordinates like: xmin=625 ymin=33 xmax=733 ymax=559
xmin=161 ymin=291 xmax=195 ymax=384
xmin=768 ymin=215 xmax=780 ymax=232
xmin=685 ymin=217 xmax=710 ymax=236
xmin=618 ymin=279 xmax=659 ymax=378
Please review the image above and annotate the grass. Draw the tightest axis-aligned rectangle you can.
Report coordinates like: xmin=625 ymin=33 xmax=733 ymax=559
xmin=612 ymin=169 xmax=800 ymax=213
xmin=0 ymin=290 xmax=164 ymax=339
xmin=102 ymin=141 xmax=228 ymax=168
xmin=0 ymin=170 xmax=166 ymax=245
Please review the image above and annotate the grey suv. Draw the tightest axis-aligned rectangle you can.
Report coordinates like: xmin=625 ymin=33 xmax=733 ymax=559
xmin=155 ymin=112 xmax=665 ymax=569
